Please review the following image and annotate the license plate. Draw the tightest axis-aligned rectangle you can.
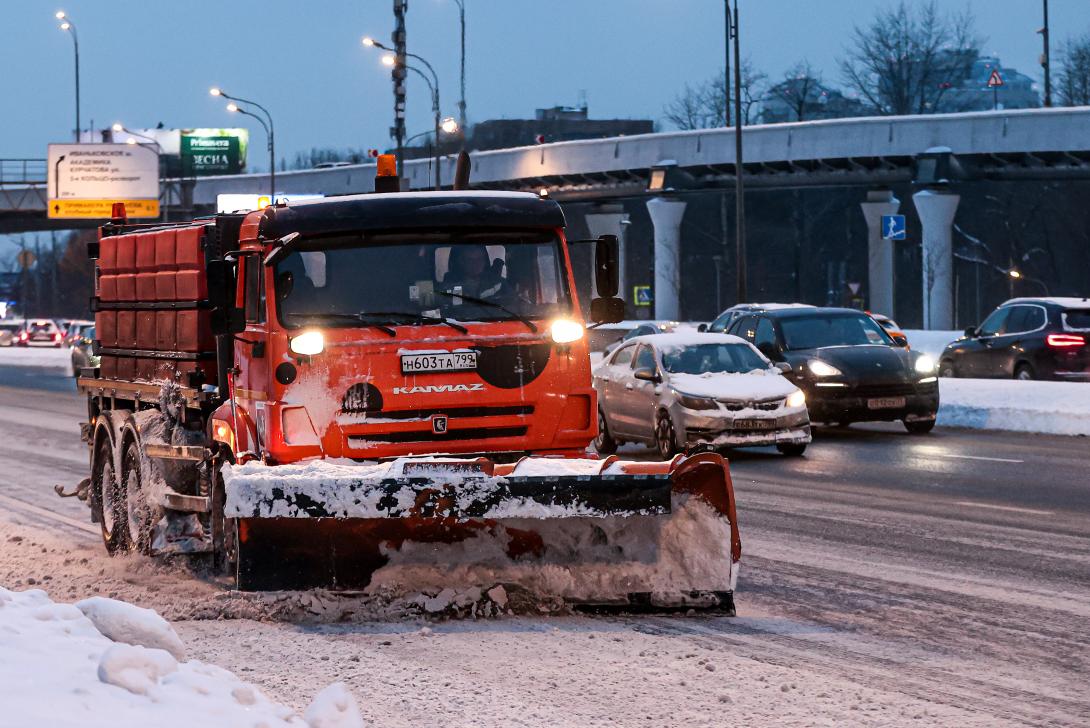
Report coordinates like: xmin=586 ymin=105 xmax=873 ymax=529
xmin=401 ymin=351 xmax=477 ymax=374
xmin=733 ymin=418 xmax=778 ymax=430
xmin=867 ymin=396 xmax=906 ymax=409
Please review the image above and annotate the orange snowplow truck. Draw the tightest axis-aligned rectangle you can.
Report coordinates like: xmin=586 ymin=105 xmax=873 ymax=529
xmin=72 ymin=167 xmax=741 ymax=609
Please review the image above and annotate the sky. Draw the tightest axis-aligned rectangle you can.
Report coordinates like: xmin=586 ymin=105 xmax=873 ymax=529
xmin=2 ymin=0 xmax=1088 ymax=169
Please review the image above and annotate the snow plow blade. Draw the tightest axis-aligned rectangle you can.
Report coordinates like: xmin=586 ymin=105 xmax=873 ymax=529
xmin=223 ymin=453 xmax=741 ymax=608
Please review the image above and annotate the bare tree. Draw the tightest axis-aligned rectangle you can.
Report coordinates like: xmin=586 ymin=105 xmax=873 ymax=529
xmin=767 ymin=61 xmax=823 ymax=121
xmin=664 ymin=61 xmax=767 ymax=130
xmin=840 ymin=1 xmax=980 ymax=116
xmin=1057 ymin=33 xmax=1090 ymax=106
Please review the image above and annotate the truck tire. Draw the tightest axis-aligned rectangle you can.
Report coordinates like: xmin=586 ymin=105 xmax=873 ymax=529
xmin=210 ymin=461 xmax=238 ymax=578
xmin=119 ymin=435 xmax=161 ymax=555
xmin=91 ymin=419 xmax=130 ymax=554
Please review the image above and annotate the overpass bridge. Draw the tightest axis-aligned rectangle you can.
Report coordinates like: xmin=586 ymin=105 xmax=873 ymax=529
xmin=4 ymin=107 xmax=1090 ymax=325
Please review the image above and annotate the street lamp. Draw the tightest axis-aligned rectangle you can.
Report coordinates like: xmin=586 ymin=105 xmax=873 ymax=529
xmin=726 ymin=0 xmax=747 ymax=302
xmin=56 ymin=11 xmax=80 ymax=141
xmin=451 ymin=0 xmax=467 ymax=128
xmin=211 ymin=87 xmax=274 ymax=200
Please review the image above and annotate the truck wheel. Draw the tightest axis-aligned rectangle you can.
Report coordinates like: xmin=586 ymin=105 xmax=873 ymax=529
xmin=92 ymin=430 xmax=130 ymax=554
xmin=120 ymin=438 xmax=161 ymax=555
xmin=211 ymin=462 xmax=238 ymax=577
xmin=654 ymin=411 xmax=679 ymax=460
xmin=594 ymin=407 xmax=618 ymax=454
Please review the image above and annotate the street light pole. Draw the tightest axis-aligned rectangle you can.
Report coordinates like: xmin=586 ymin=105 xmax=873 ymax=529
xmin=454 ymin=0 xmax=467 ymax=128
xmin=722 ymin=0 xmax=731 ymax=127
xmin=56 ymin=12 xmax=80 ymax=141
xmin=1040 ymin=0 xmax=1052 ymax=107
xmin=731 ymin=0 xmax=747 ymax=302
xmin=212 ymin=89 xmax=275 ymax=201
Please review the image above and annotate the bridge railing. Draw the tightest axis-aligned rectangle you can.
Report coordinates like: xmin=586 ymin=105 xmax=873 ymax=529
xmin=0 ymin=159 xmax=46 ymax=185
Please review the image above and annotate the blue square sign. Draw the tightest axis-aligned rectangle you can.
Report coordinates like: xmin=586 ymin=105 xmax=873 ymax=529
xmin=881 ymin=214 xmax=906 ymax=240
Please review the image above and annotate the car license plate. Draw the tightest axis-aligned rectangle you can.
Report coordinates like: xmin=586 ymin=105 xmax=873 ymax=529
xmin=733 ymin=418 xmax=777 ymax=430
xmin=401 ymin=351 xmax=477 ymax=374
xmin=867 ymin=396 xmax=906 ymax=409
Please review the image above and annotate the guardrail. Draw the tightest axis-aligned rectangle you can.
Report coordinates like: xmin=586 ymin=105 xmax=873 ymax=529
xmin=0 ymin=159 xmax=46 ymax=185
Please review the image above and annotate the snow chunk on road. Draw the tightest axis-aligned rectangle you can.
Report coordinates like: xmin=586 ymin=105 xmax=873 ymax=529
xmin=0 ymin=585 xmax=364 ymax=728
xmin=77 ymin=595 xmax=187 ymax=660
xmin=938 ymin=378 xmax=1090 ymax=436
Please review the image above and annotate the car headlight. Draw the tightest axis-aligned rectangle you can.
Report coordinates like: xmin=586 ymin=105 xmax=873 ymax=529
xmin=914 ymin=354 xmax=936 ymax=374
xmin=676 ymin=392 xmax=718 ymax=410
xmin=550 ymin=318 xmax=585 ymax=344
xmin=807 ymin=359 xmax=842 ymax=377
xmin=289 ymin=330 xmax=324 ymax=356
xmin=786 ymin=390 xmax=806 ymax=408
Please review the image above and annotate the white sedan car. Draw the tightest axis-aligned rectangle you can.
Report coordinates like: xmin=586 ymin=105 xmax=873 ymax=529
xmin=593 ymin=333 xmax=812 ymax=458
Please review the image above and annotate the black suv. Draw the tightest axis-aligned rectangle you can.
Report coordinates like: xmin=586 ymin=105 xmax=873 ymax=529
xmin=940 ymin=297 xmax=1090 ymax=381
xmin=725 ymin=307 xmax=939 ymax=432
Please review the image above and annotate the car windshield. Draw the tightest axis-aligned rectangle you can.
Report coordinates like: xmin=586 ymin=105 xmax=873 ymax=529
xmin=780 ymin=314 xmax=893 ymax=350
xmin=661 ymin=343 xmax=768 ymax=374
xmin=275 ymin=231 xmax=572 ymax=328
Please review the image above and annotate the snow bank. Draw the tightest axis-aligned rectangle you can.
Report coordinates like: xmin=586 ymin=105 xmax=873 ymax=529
xmin=0 ymin=586 xmax=364 ymax=728
xmin=937 ymin=378 xmax=1090 ymax=436
xmin=0 ymin=345 xmax=72 ymax=372
xmin=903 ymin=329 xmax=960 ymax=358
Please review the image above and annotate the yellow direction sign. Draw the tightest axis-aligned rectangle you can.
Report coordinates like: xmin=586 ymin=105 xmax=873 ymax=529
xmin=16 ymin=249 xmax=36 ymax=270
xmin=48 ymin=199 xmax=160 ymax=219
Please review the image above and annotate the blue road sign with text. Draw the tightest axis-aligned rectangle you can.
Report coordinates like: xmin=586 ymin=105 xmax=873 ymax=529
xmin=881 ymin=214 xmax=906 ymax=240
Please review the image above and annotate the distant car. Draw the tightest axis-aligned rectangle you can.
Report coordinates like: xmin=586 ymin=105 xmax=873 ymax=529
xmin=64 ymin=319 xmax=94 ymax=346
xmin=593 ymin=333 xmax=811 ymax=458
xmin=0 ymin=322 xmax=22 ymax=347
xmin=17 ymin=319 xmax=64 ymax=347
xmin=592 ymin=321 xmax=681 ymax=356
xmin=939 ymin=297 xmax=1090 ymax=381
xmin=867 ymin=312 xmax=908 ymax=347
xmin=70 ymin=325 xmax=98 ymax=377
xmin=725 ymin=307 xmax=939 ymax=433
xmin=700 ymin=302 xmax=815 ymax=334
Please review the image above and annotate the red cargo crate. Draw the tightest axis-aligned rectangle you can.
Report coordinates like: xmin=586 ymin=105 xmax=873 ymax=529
xmin=95 ymin=311 xmax=117 ymax=347
xmin=100 ymin=356 xmax=118 ymax=379
xmin=135 ymin=233 xmax=156 ymax=270
xmin=116 ymin=234 xmax=136 ymax=272
xmin=136 ymin=358 xmax=157 ymax=381
xmin=116 ymin=357 xmax=136 ymax=380
xmin=175 ymin=270 xmax=208 ymax=300
xmin=155 ymin=311 xmax=176 ymax=350
xmin=176 ymin=227 xmax=203 ymax=268
xmin=116 ymin=311 xmax=137 ymax=348
xmin=135 ymin=273 xmax=157 ymax=302
xmin=136 ymin=311 xmax=156 ymax=349
xmin=154 ymin=271 xmax=176 ymax=301
xmin=116 ymin=274 xmax=137 ymax=301
xmin=98 ymin=275 xmax=118 ymax=302
xmin=176 ymin=310 xmax=212 ymax=352
xmin=99 ymin=235 xmax=118 ymax=273
xmin=155 ymin=230 xmax=177 ymax=269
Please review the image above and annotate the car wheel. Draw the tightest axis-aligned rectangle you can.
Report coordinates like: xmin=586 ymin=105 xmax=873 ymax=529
xmin=776 ymin=442 xmax=807 ymax=457
xmin=939 ymin=359 xmax=956 ymax=378
xmin=654 ymin=410 xmax=679 ymax=460
xmin=594 ymin=407 xmax=618 ymax=454
xmin=1014 ymin=363 xmax=1035 ymax=381
xmin=903 ymin=419 xmax=936 ymax=434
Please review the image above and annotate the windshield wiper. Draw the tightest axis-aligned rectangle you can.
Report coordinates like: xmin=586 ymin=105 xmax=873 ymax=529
xmin=433 ymin=291 xmax=538 ymax=333
xmin=285 ymin=311 xmax=397 ymax=337
xmin=417 ymin=313 xmax=469 ymax=335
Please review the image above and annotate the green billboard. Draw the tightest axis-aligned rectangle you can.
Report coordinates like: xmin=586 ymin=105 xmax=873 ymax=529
xmin=180 ymin=128 xmax=249 ymax=176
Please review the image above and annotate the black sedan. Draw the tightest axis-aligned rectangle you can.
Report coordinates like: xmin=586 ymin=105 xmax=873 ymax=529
xmin=726 ymin=307 xmax=939 ymax=433
xmin=939 ymin=297 xmax=1090 ymax=381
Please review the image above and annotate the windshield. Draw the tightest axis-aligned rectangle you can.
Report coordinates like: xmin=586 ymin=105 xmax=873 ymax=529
xmin=275 ymin=232 xmax=572 ymax=328
xmin=780 ymin=314 xmax=893 ymax=350
xmin=662 ymin=343 xmax=768 ymax=374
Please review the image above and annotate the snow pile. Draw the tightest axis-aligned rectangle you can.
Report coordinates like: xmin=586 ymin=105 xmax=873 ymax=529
xmin=937 ymin=378 xmax=1090 ymax=436
xmin=0 ymin=345 xmax=72 ymax=372
xmin=903 ymin=329 xmax=960 ymax=358
xmin=0 ymin=586 xmax=365 ymax=727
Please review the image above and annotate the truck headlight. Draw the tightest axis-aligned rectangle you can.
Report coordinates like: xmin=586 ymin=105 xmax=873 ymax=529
xmin=550 ymin=319 xmax=584 ymax=344
xmin=289 ymin=330 xmax=324 ymax=356
xmin=676 ymin=392 xmax=718 ymax=410
xmin=807 ymin=359 xmax=842 ymax=377
xmin=914 ymin=354 xmax=936 ymax=374
xmin=786 ymin=390 xmax=806 ymax=408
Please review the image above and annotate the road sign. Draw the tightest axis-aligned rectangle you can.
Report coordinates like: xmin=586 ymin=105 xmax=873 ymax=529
xmin=847 ymin=281 xmax=862 ymax=295
xmin=47 ymin=143 xmax=160 ymax=219
xmin=181 ymin=132 xmax=246 ymax=175
xmin=16 ymin=250 xmax=36 ymax=270
xmin=881 ymin=214 xmax=906 ymax=240
xmin=986 ymin=69 xmax=1004 ymax=88
xmin=633 ymin=285 xmax=653 ymax=307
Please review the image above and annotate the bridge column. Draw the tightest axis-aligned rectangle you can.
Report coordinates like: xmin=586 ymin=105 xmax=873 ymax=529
xmin=859 ymin=190 xmax=900 ymax=317
xmin=584 ymin=207 xmax=629 ymax=299
xmin=912 ymin=189 xmax=960 ymax=330
xmin=645 ymin=197 xmax=687 ymax=321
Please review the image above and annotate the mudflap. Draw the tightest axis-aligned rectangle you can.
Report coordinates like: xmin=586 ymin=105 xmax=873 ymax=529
xmin=228 ymin=453 xmax=741 ymax=607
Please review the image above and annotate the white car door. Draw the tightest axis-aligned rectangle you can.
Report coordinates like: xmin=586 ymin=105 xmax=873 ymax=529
xmin=596 ymin=344 xmax=636 ymax=437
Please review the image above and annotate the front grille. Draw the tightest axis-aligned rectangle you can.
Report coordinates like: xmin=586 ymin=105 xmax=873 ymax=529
xmin=372 ymin=405 xmax=533 ymax=421
xmin=851 ymin=382 xmax=917 ymax=398
xmin=348 ymin=426 xmax=528 ymax=445
xmin=719 ymin=399 xmax=781 ymax=411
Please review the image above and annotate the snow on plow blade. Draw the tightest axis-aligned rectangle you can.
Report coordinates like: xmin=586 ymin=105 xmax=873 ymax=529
xmin=223 ymin=453 xmax=741 ymax=608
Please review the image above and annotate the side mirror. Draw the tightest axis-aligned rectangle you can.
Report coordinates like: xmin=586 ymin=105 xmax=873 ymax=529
xmin=633 ymin=367 xmax=660 ymax=383
xmin=963 ymin=326 xmax=976 ymax=338
xmin=594 ymin=235 xmax=619 ymax=298
xmin=590 ymin=296 xmax=624 ymax=324
xmin=774 ymin=361 xmax=792 ymax=374
xmin=892 ymin=333 xmax=909 ymax=347
xmin=697 ymin=323 xmax=708 ymax=332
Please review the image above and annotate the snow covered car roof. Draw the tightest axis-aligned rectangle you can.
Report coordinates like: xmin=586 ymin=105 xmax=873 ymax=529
xmin=1003 ymin=297 xmax=1090 ymax=309
xmin=623 ymin=332 xmax=753 ymax=349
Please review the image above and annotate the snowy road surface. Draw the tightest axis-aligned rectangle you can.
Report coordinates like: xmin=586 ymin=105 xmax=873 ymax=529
xmin=1 ymin=361 xmax=1089 ymax=726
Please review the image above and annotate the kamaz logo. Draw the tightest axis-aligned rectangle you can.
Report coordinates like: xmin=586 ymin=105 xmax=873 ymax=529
xmin=392 ymin=383 xmax=486 ymax=395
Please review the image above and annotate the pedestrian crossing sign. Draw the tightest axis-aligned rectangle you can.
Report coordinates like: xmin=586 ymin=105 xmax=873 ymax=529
xmin=881 ymin=214 xmax=906 ymax=240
